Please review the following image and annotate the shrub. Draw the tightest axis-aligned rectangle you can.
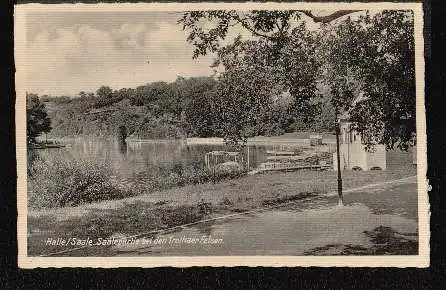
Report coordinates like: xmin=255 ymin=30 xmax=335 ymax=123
xmin=133 ymin=163 xmax=213 ymax=191
xmin=28 ymin=153 xmax=246 ymax=209
xmin=182 ymin=166 xmax=211 ymax=184
xmin=212 ymin=161 xmax=246 ymax=181
xmin=28 ymin=155 xmax=135 ymax=208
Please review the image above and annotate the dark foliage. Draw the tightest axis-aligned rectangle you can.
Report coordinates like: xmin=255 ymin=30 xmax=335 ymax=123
xmin=32 ymin=74 xmax=330 ymax=140
xmin=26 ymin=93 xmax=51 ymax=144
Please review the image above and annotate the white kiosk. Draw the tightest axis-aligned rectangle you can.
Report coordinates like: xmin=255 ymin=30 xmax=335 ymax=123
xmin=333 ymin=116 xmax=386 ymax=171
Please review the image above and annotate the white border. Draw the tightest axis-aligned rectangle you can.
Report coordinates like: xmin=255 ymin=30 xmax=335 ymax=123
xmin=15 ymin=2 xmax=428 ymax=268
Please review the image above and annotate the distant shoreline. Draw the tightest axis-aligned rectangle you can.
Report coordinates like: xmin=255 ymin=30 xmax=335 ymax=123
xmin=124 ymin=137 xmax=336 ymax=146
xmin=39 ymin=132 xmax=337 ymax=146
xmin=184 ymin=137 xmax=336 ymax=146
xmin=185 ymin=132 xmax=336 ymax=146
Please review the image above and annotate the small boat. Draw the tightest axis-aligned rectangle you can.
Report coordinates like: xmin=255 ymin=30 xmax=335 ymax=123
xmin=30 ymin=143 xmax=66 ymax=149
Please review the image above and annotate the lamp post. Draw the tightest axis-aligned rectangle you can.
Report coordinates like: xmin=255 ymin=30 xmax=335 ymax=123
xmin=335 ymin=108 xmax=344 ymax=206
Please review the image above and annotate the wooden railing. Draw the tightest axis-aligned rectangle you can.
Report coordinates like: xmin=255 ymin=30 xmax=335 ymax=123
xmin=258 ymin=162 xmax=331 ymax=172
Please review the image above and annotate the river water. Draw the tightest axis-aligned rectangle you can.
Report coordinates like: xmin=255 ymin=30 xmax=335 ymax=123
xmin=30 ymin=137 xmax=309 ymax=182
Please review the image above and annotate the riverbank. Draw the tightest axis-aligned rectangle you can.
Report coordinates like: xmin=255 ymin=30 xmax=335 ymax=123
xmin=28 ymin=165 xmax=416 ymax=256
xmin=40 ymin=133 xmax=335 ymax=148
xmin=185 ymin=132 xmax=336 ymax=146
xmin=112 ymin=131 xmax=336 ymax=145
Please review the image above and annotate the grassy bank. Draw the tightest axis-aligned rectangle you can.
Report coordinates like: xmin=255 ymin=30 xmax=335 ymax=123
xmin=28 ymin=153 xmax=245 ymax=209
xmin=28 ymin=164 xmax=416 ymax=256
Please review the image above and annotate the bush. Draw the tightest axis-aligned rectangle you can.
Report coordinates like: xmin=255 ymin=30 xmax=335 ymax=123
xmin=28 ymin=155 xmax=135 ymax=208
xmin=182 ymin=166 xmax=211 ymax=184
xmin=134 ymin=162 xmax=212 ymax=192
xmin=212 ymin=161 xmax=246 ymax=181
xmin=28 ymin=153 xmax=245 ymax=209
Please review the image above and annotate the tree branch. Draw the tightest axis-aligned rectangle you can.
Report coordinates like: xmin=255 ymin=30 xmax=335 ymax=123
xmin=298 ymin=10 xmax=362 ymax=23
xmin=231 ymin=12 xmax=276 ymax=40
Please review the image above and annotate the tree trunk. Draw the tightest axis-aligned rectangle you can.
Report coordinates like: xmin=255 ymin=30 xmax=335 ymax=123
xmin=118 ymin=125 xmax=127 ymax=144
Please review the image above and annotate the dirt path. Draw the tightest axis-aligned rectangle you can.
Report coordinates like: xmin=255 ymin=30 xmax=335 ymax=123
xmin=107 ymin=177 xmax=418 ymax=256
xmin=31 ymin=175 xmax=418 ymax=257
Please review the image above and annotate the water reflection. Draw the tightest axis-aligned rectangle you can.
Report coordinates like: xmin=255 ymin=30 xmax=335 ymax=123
xmin=118 ymin=140 xmax=127 ymax=155
xmin=29 ymin=137 xmax=278 ymax=182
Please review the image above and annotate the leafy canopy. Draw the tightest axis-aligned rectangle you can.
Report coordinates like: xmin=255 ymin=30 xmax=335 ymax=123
xmin=179 ymin=9 xmax=416 ymax=150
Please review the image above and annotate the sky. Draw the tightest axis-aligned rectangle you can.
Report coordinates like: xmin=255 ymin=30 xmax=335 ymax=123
xmin=25 ymin=11 xmax=217 ymax=96
xmin=23 ymin=10 xmax=371 ymax=96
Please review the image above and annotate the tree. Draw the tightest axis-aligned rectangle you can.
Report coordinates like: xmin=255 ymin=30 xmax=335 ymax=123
xmin=178 ymin=10 xmax=361 ymax=59
xmin=210 ymin=39 xmax=287 ymax=147
xmin=27 ymin=93 xmax=52 ymax=144
xmin=178 ymin=10 xmax=353 ymax=148
xmin=348 ymin=11 xmax=416 ymax=151
xmin=131 ymin=82 xmax=167 ymax=107
xmin=314 ymin=10 xmax=414 ymax=204
xmin=179 ymin=77 xmax=217 ymax=137
xmin=207 ymin=34 xmax=321 ymax=146
xmin=317 ymin=10 xmax=415 ymax=151
xmin=179 ymin=9 xmax=416 ymax=149
xmin=77 ymin=91 xmax=96 ymax=113
xmin=179 ymin=9 xmax=416 ymax=205
xmin=95 ymin=85 xmax=114 ymax=108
